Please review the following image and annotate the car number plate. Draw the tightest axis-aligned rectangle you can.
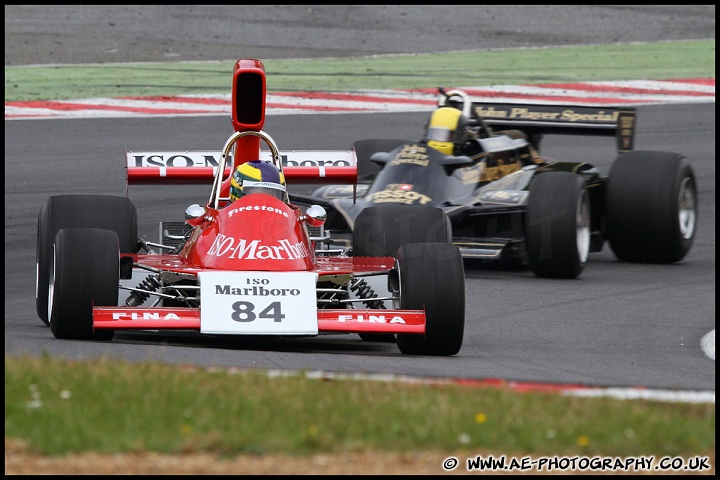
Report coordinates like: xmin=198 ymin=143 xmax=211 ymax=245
xmin=198 ymin=271 xmax=319 ymax=335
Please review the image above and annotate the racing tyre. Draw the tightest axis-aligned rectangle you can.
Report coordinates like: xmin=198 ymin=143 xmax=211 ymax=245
xmin=352 ymin=204 xmax=452 ymax=257
xmin=352 ymin=204 xmax=452 ymax=342
xmin=49 ymin=228 xmax=118 ymax=341
xmin=36 ymin=195 xmax=137 ymax=326
xmin=606 ymin=151 xmax=697 ymax=263
xmin=526 ymin=172 xmax=590 ymax=279
xmin=396 ymin=243 xmax=465 ymax=356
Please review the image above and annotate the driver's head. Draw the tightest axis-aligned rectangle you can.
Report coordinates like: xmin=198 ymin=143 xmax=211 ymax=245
xmin=424 ymin=107 xmax=469 ymax=155
xmin=229 ymin=160 xmax=286 ymax=202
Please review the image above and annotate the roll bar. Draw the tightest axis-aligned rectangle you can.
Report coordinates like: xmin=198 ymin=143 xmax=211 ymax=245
xmin=209 ymin=130 xmax=285 ymax=209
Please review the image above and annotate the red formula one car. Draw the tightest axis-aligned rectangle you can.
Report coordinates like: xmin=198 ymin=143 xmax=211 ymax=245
xmin=35 ymin=59 xmax=465 ymax=356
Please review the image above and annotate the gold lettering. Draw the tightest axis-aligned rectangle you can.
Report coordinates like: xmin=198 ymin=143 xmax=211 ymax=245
xmin=620 ymin=116 xmax=635 ymax=128
xmin=474 ymin=106 xmax=508 ymax=118
xmin=391 ymin=157 xmax=429 ymax=166
xmin=398 ymin=144 xmax=427 ymax=155
xmin=560 ymin=110 xmax=620 ymax=122
xmin=509 ymin=108 xmax=560 ymax=120
xmin=393 ymin=144 xmax=430 ymax=165
xmin=456 ymin=166 xmax=481 ymax=184
xmin=367 ymin=189 xmax=432 ymax=205
xmin=478 ymin=162 xmax=521 ymax=182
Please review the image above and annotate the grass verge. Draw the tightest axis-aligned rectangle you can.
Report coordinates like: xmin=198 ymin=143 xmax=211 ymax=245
xmin=4 ymin=40 xmax=714 ymax=101
xmin=5 ymin=354 xmax=714 ymax=458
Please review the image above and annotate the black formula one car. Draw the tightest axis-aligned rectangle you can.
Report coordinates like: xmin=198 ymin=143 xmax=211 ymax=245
xmin=290 ymin=88 xmax=698 ymax=279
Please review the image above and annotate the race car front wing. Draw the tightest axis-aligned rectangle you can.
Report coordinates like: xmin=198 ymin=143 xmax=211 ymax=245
xmin=93 ymin=307 xmax=426 ymax=335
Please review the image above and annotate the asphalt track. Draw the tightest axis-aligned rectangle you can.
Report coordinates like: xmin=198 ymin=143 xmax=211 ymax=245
xmin=4 ymin=6 xmax=715 ymax=396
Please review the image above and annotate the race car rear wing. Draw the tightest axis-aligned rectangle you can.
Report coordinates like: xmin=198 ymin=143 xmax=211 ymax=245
xmin=126 ymin=58 xmax=358 ymax=187
xmin=472 ymin=102 xmax=636 ymax=153
xmin=126 ymin=149 xmax=358 ymax=185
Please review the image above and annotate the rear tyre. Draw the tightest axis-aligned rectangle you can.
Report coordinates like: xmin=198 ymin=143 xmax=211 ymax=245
xmin=353 ymin=204 xmax=452 ymax=342
xmin=606 ymin=151 xmax=697 ymax=263
xmin=526 ymin=172 xmax=590 ymax=279
xmin=36 ymin=195 xmax=137 ymax=325
xmin=396 ymin=243 xmax=465 ymax=356
xmin=49 ymin=228 xmax=119 ymax=341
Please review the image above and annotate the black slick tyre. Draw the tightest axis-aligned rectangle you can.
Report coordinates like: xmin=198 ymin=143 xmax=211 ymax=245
xmin=49 ymin=228 xmax=119 ymax=341
xmin=396 ymin=243 xmax=465 ymax=356
xmin=352 ymin=204 xmax=451 ymax=257
xmin=352 ymin=204 xmax=452 ymax=343
xmin=605 ymin=151 xmax=697 ymax=263
xmin=36 ymin=195 xmax=137 ymax=325
xmin=526 ymin=172 xmax=590 ymax=279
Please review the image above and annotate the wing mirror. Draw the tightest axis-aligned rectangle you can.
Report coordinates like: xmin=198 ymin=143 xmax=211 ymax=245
xmin=304 ymin=205 xmax=327 ymax=227
xmin=185 ymin=203 xmax=206 ymax=226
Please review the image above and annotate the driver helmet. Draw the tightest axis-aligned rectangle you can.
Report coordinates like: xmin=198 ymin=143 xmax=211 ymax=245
xmin=229 ymin=160 xmax=287 ymax=202
xmin=424 ymin=107 xmax=469 ymax=155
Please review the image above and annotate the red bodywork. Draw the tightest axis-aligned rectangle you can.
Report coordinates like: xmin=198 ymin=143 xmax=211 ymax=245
xmin=184 ymin=194 xmax=316 ymax=271
xmin=93 ymin=193 xmax=425 ymax=334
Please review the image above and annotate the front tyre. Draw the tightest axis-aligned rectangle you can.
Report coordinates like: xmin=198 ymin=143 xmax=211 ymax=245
xmin=352 ymin=204 xmax=452 ymax=343
xmin=606 ymin=151 xmax=697 ymax=263
xmin=352 ymin=204 xmax=451 ymax=257
xmin=396 ymin=243 xmax=465 ymax=356
xmin=36 ymin=195 xmax=138 ymax=326
xmin=526 ymin=172 xmax=590 ymax=279
xmin=49 ymin=228 xmax=118 ymax=341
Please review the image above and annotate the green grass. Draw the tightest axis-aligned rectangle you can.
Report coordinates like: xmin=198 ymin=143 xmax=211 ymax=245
xmin=5 ymin=354 xmax=714 ymax=458
xmin=3 ymin=40 xmax=714 ymax=102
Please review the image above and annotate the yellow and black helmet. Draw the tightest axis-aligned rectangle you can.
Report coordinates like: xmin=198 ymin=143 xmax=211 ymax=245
xmin=229 ymin=160 xmax=287 ymax=202
xmin=424 ymin=107 xmax=469 ymax=155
